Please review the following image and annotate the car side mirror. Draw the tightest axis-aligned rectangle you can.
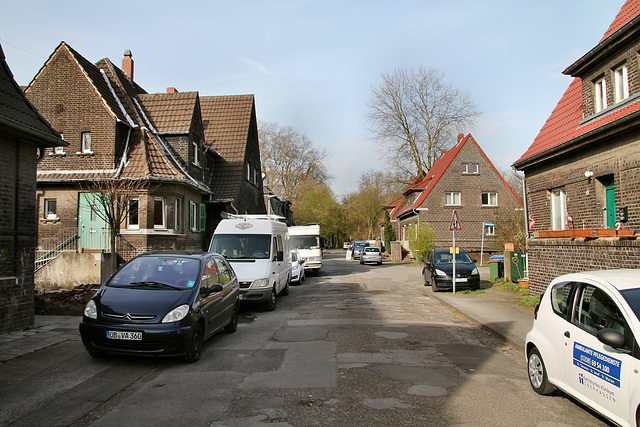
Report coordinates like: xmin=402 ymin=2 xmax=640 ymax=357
xmin=597 ymin=328 xmax=626 ymax=349
xmin=210 ymin=284 xmax=224 ymax=293
xmin=472 ymin=259 xmax=478 ymax=263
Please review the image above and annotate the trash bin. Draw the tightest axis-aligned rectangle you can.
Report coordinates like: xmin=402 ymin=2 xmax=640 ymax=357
xmin=509 ymin=251 xmax=526 ymax=282
xmin=489 ymin=259 xmax=504 ymax=281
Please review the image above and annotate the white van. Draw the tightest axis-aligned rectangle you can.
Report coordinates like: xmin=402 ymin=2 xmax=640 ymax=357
xmin=209 ymin=215 xmax=291 ymax=311
xmin=288 ymin=224 xmax=322 ymax=275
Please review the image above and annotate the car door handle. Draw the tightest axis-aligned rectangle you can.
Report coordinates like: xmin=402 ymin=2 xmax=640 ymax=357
xmin=564 ymin=331 xmax=570 ymax=338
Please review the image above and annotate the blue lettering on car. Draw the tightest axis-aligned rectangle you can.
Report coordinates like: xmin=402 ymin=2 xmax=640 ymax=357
xmin=573 ymin=342 xmax=622 ymax=387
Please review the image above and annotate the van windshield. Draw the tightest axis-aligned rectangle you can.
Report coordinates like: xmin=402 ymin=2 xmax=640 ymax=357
xmin=291 ymin=236 xmax=319 ymax=250
xmin=210 ymin=234 xmax=271 ymax=259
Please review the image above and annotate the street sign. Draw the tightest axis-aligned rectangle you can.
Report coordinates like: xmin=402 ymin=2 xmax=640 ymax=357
xmin=449 ymin=247 xmax=459 ymax=254
xmin=449 ymin=210 xmax=461 ymax=231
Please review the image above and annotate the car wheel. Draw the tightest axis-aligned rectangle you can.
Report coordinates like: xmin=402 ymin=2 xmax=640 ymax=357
xmin=281 ymin=279 xmax=290 ymax=296
xmin=527 ymin=347 xmax=555 ymax=395
xmin=301 ymin=270 xmax=305 ymax=283
xmin=224 ymin=303 xmax=239 ymax=333
xmin=377 ymin=261 xmax=382 ymax=265
xmin=431 ymin=278 xmax=439 ymax=292
xmin=264 ymin=288 xmax=277 ymax=311
xmin=88 ymin=350 xmax=105 ymax=359
xmin=183 ymin=323 xmax=203 ymax=363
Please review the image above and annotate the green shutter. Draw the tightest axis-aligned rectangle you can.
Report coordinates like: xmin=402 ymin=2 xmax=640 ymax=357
xmin=199 ymin=203 xmax=206 ymax=231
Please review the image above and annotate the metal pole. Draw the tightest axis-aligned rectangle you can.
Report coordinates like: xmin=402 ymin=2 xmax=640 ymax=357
xmin=452 ymin=230 xmax=456 ymax=295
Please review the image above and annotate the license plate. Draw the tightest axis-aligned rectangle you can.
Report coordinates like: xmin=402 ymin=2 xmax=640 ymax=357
xmin=107 ymin=330 xmax=142 ymax=340
xmin=455 ymin=278 xmax=467 ymax=282
xmin=239 ymin=294 xmax=245 ymax=301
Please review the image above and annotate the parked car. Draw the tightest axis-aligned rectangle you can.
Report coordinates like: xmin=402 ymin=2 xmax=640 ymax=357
xmin=343 ymin=242 xmax=350 ymax=250
xmin=525 ymin=270 xmax=640 ymax=427
xmin=422 ymin=248 xmax=480 ymax=291
xmin=360 ymin=246 xmax=382 ymax=265
xmin=290 ymin=250 xmax=305 ymax=284
xmin=351 ymin=240 xmax=368 ymax=260
xmin=79 ymin=251 xmax=239 ymax=363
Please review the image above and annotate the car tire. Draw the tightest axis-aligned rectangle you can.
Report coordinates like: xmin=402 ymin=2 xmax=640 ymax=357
xmin=360 ymin=260 xmax=364 ymax=264
xmin=183 ymin=323 xmax=203 ymax=363
xmin=377 ymin=261 xmax=382 ymax=265
xmin=281 ymin=278 xmax=290 ymax=296
xmin=88 ymin=350 xmax=105 ymax=359
xmin=224 ymin=303 xmax=239 ymax=333
xmin=431 ymin=278 xmax=439 ymax=292
xmin=301 ymin=270 xmax=305 ymax=283
xmin=264 ymin=288 xmax=277 ymax=311
xmin=527 ymin=347 xmax=555 ymax=395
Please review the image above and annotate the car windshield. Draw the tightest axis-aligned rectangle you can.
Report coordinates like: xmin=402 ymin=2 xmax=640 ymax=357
xmin=210 ymin=234 xmax=271 ymax=259
xmin=108 ymin=257 xmax=200 ymax=289
xmin=620 ymin=288 xmax=640 ymax=321
xmin=290 ymin=236 xmax=319 ymax=250
xmin=434 ymin=251 xmax=474 ymax=265
xmin=354 ymin=242 xmax=366 ymax=249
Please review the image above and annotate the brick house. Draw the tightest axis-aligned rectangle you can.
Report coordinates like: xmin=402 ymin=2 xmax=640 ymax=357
xmin=387 ymin=134 xmax=520 ymax=262
xmin=0 ymin=43 xmax=66 ymax=331
xmin=25 ymin=42 xmax=265 ymax=287
xmin=513 ymin=0 xmax=640 ymax=294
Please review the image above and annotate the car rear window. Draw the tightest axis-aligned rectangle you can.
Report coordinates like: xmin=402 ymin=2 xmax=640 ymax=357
xmin=365 ymin=248 xmax=379 ymax=253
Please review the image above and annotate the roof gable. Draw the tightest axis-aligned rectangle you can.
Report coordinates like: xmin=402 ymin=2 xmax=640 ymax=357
xmin=138 ymin=92 xmax=199 ymax=134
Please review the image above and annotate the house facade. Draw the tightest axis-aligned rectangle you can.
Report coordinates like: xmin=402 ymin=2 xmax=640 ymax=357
xmin=513 ymin=0 xmax=640 ymax=294
xmin=0 ymin=43 xmax=66 ymax=332
xmin=26 ymin=42 xmax=265 ymax=287
xmin=387 ymin=134 xmax=520 ymax=262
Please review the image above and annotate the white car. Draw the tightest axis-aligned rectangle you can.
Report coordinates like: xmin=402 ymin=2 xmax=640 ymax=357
xmin=290 ymin=251 xmax=305 ymax=284
xmin=360 ymin=247 xmax=382 ymax=265
xmin=525 ymin=270 xmax=640 ymax=426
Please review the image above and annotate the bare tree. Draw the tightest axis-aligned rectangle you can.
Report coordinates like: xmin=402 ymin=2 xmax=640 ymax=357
xmin=367 ymin=67 xmax=480 ymax=177
xmin=78 ymin=178 xmax=150 ymax=272
xmin=259 ymin=122 xmax=330 ymax=201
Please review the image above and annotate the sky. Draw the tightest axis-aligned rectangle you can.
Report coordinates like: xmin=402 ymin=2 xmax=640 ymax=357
xmin=0 ymin=0 xmax=626 ymax=198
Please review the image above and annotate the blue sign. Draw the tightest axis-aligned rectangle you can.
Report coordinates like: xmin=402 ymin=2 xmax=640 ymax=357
xmin=573 ymin=342 xmax=622 ymax=387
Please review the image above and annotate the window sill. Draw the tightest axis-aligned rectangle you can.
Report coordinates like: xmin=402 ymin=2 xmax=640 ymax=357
xmin=49 ymin=152 xmax=66 ymax=157
xmin=40 ymin=217 xmax=60 ymax=223
xmin=76 ymin=151 xmax=94 ymax=157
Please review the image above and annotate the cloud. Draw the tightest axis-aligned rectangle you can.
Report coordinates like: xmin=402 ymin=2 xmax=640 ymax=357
xmin=236 ymin=53 xmax=273 ymax=76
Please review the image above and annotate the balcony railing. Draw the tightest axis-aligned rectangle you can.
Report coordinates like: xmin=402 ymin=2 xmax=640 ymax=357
xmin=35 ymin=228 xmax=78 ymax=272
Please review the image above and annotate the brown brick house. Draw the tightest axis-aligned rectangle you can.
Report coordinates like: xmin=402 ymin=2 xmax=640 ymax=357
xmin=513 ymin=0 xmax=640 ymax=294
xmin=26 ymin=42 xmax=265 ymax=287
xmin=0 ymin=42 xmax=66 ymax=331
xmin=387 ymin=134 xmax=520 ymax=262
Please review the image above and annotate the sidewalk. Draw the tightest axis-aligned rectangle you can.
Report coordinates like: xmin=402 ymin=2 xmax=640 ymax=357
xmin=427 ymin=266 xmax=534 ymax=351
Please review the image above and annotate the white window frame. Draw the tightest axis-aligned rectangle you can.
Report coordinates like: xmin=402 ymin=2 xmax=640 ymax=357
xmin=461 ymin=163 xmax=468 ymax=174
xmin=445 ymin=192 xmax=461 ymax=206
xmin=594 ymin=77 xmax=607 ymax=113
xmin=174 ymin=198 xmax=182 ymax=231
xmin=550 ymin=188 xmax=567 ymax=231
xmin=44 ymin=198 xmax=57 ymax=219
xmin=190 ymin=201 xmax=198 ymax=231
xmin=192 ymin=141 xmax=200 ymax=166
xmin=481 ymin=192 xmax=498 ymax=207
xmin=127 ymin=198 xmax=140 ymax=229
xmin=54 ymin=134 xmax=65 ymax=154
xmin=472 ymin=164 xmax=479 ymax=174
xmin=81 ymin=132 xmax=92 ymax=153
xmin=484 ymin=224 xmax=495 ymax=236
xmin=154 ymin=198 xmax=166 ymax=229
xmin=614 ymin=64 xmax=629 ymax=103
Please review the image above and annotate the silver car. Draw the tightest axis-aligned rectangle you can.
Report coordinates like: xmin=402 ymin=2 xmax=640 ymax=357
xmin=360 ymin=247 xmax=382 ymax=265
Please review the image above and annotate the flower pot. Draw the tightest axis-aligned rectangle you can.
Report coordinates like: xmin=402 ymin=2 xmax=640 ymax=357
xmin=595 ymin=229 xmax=616 ymax=236
xmin=571 ymin=229 xmax=594 ymax=237
xmin=518 ymin=279 xmax=529 ymax=288
xmin=617 ymin=229 xmax=635 ymax=236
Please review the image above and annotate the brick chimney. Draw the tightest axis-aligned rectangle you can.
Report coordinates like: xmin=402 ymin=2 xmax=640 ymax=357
xmin=457 ymin=133 xmax=464 ymax=143
xmin=440 ymin=149 xmax=447 ymax=157
xmin=166 ymin=87 xmax=179 ymax=93
xmin=122 ymin=50 xmax=134 ymax=81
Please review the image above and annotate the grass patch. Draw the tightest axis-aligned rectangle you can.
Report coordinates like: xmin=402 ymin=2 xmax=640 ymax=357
xmin=455 ymin=289 xmax=486 ymax=295
xmin=495 ymin=279 xmax=540 ymax=309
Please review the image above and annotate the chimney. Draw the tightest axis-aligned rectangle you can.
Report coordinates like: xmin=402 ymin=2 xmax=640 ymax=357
xmin=166 ymin=87 xmax=179 ymax=93
xmin=440 ymin=149 xmax=447 ymax=157
xmin=122 ymin=50 xmax=134 ymax=81
xmin=457 ymin=133 xmax=464 ymax=143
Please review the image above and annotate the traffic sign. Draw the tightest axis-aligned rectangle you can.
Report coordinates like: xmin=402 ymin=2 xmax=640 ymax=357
xmin=449 ymin=210 xmax=461 ymax=231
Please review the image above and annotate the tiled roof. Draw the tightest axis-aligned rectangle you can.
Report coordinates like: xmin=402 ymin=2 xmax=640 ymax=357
xmin=515 ymin=0 xmax=640 ymax=166
xmin=0 ymin=43 xmax=63 ymax=146
xmin=138 ymin=92 xmax=199 ymax=134
xmin=119 ymin=129 xmax=188 ymax=181
xmin=200 ymin=95 xmax=254 ymax=199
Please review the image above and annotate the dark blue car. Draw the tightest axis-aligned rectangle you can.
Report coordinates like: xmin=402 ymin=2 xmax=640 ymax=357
xmin=422 ymin=248 xmax=480 ymax=291
xmin=79 ymin=251 xmax=239 ymax=363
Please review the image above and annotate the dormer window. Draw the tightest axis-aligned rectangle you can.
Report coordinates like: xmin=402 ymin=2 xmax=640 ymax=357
xmin=613 ymin=64 xmax=629 ymax=103
xmin=594 ymin=77 xmax=607 ymax=113
xmin=192 ymin=141 xmax=200 ymax=166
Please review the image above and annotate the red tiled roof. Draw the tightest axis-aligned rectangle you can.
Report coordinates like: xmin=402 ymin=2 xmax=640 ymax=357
xmin=138 ymin=92 xmax=198 ymax=134
xmin=516 ymin=0 xmax=640 ymax=166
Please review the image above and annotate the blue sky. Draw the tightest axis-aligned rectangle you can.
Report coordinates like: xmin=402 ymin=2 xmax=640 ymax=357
xmin=1 ymin=0 xmax=626 ymax=197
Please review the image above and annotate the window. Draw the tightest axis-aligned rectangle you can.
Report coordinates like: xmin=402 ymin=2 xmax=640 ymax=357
xmin=445 ymin=192 xmax=461 ymax=206
xmin=190 ymin=201 xmax=197 ymax=231
xmin=174 ymin=198 xmax=182 ymax=231
xmin=550 ymin=281 xmax=575 ymax=319
xmin=484 ymin=224 xmax=495 ymax=236
xmin=481 ymin=192 xmax=498 ymax=207
xmin=472 ymin=164 xmax=479 ymax=173
xmin=154 ymin=198 xmax=166 ymax=229
xmin=54 ymin=134 xmax=65 ymax=154
xmin=614 ymin=64 xmax=629 ymax=103
xmin=550 ymin=188 xmax=567 ymax=230
xmin=192 ymin=141 xmax=199 ymax=166
xmin=594 ymin=77 xmax=607 ymax=113
xmin=461 ymin=163 xmax=468 ymax=174
xmin=189 ymin=201 xmax=205 ymax=232
xmin=44 ymin=199 xmax=57 ymax=219
xmin=81 ymin=132 xmax=92 ymax=153
xmin=127 ymin=199 xmax=139 ymax=229
xmin=574 ymin=284 xmax=629 ymax=341
xmin=247 ymin=161 xmax=252 ymax=182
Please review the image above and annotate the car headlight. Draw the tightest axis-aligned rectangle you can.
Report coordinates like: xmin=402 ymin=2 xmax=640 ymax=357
xmin=435 ymin=269 xmax=448 ymax=277
xmin=252 ymin=278 xmax=270 ymax=288
xmin=84 ymin=300 xmax=97 ymax=319
xmin=162 ymin=304 xmax=189 ymax=323
xmin=471 ymin=267 xmax=479 ymax=275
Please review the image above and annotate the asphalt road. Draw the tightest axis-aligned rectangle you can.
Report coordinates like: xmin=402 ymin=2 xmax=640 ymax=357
xmin=0 ymin=250 xmax=609 ymax=426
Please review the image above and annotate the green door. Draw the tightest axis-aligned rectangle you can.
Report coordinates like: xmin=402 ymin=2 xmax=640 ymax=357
xmin=78 ymin=193 xmax=109 ymax=250
xmin=605 ymin=185 xmax=616 ymax=229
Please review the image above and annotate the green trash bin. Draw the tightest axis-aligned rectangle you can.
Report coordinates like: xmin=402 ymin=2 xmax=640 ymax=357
xmin=509 ymin=252 xmax=526 ymax=282
xmin=489 ymin=260 xmax=500 ymax=281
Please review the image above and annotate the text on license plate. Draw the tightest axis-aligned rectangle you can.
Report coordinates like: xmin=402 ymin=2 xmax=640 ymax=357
xmin=107 ymin=330 xmax=142 ymax=340
xmin=455 ymin=278 xmax=467 ymax=282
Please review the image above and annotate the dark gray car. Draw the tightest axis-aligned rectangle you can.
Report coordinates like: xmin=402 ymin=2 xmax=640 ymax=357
xmin=422 ymin=248 xmax=480 ymax=291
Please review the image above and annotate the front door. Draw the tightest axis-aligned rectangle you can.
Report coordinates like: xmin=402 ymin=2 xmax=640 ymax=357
xmin=605 ymin=185 xmax=616 ymax=228
xmin=78 ymin=193 xmax=109 ymax=250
